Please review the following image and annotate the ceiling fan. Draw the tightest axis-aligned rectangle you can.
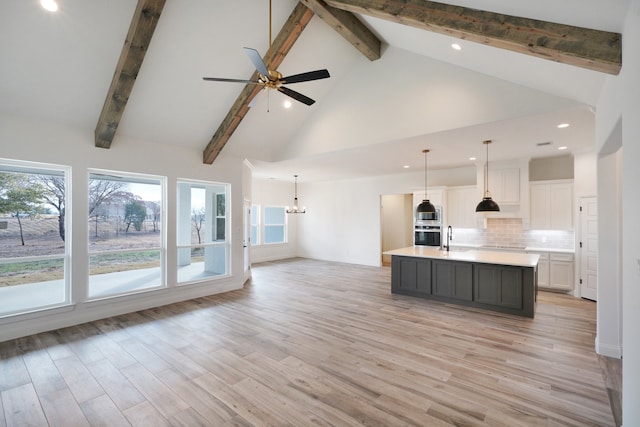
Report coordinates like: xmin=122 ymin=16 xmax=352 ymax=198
xmin=202 ymin=1 xmax=330 ymax=106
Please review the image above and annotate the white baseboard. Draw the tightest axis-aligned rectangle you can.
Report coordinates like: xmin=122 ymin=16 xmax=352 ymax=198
xmin=595 ymin=336 xmax=622 ymax=358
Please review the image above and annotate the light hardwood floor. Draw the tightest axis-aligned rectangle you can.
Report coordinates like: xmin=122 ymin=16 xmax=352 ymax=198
xmin=0 ymin=258 xmax=620 ymax=426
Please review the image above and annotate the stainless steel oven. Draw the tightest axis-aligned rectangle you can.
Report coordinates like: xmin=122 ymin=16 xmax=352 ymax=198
xmin=414 ymin=225 xmax=441 ymax=247
xmin=414 ymin=205 xmax=442 ymax=246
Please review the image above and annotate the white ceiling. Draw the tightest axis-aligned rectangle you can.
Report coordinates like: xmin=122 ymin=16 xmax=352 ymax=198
xmin=0 ymin=0 xmax=630 ymax=182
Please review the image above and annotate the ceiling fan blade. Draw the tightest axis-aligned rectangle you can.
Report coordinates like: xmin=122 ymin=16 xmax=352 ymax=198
xmin=278 ymin=86 xmax=315 ymax=106
xmin=243 ymin=47 xmax=270 ymax=78
xmin=281 ymin=69 xmax=330 ymax=84
xmin=202 ymin=77 xmax=260 ymax=84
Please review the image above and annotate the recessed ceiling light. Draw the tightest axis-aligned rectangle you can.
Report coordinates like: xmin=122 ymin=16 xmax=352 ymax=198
xmin=451 ymin=43 xmax=462 ymax=51
xmin=403 ymin=165 xmax=410 ymax=169
xmin=558 ymin=146 xmax=568 ymax=150
xmin=283 ymin=100 xmax=292 ymax=109
xmin=469 ymin=157 xmax=476 ymax=161
xmin=557 ymin=123 xmax=570 ymax=128
xmin=41 ymin=0 xmax=58 ymax=12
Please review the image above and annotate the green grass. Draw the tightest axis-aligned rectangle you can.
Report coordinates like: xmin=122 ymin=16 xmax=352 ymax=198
xmin=0 ymin=258 xmax=64 ymax=274
xmin=89 ymin=250 xmax=161 ymax=266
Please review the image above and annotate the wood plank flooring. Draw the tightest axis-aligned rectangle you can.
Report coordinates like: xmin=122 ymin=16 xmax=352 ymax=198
xmin=0 ymin=258 xmax=620 ymax=426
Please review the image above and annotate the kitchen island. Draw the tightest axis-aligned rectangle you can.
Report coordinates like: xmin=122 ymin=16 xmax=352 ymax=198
xmin=384 ymin=246 xmax=539 ymax=317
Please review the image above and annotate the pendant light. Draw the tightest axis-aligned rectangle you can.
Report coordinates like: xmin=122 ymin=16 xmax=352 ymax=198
xmin=476 ymin=140 xmax=500 ymax=212
xmin=285 ymin=174 xmax=306 ymax=214
xmin=416 ymin=149 xmax=436 ymax=218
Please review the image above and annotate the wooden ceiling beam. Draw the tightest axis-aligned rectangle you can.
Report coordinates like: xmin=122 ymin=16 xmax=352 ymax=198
xmin=299 ymin=0 xmax=381 ymax=61
xmin=203 ymin=3 xmax=315 ymax=164
xmin=95 ymin=0 xmax=166 ymax=149
xmin=324 ymin=0 xmax=622 ymax=75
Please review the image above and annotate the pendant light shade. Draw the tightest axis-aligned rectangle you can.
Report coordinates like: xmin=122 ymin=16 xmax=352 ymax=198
xmin=416 ymin=149 xmax=436 ymax=216
xmin=285 ymin=174 xmax=306 ymax=214
xmin=476 ymin=140 xmax=500 ymax=212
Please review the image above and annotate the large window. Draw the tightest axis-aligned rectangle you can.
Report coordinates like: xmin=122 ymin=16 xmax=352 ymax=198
xmin=0 ymin=160 xmax=70 ymax=317
xmin=263 ymin=206 xmax=286 ymax=244
xmin=177 ymin=180 xmax=230 ymax=283
xmin=88 ymin=170 xmax=164 ymax=299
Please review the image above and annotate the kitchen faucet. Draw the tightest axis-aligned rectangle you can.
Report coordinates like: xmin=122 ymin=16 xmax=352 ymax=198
xmin=444 ymin=225 xmax=453 ymax=251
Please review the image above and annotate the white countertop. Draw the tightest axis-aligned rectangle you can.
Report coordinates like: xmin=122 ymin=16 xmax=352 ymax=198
xmin=384 ymin=246 xmax=540 ymax=268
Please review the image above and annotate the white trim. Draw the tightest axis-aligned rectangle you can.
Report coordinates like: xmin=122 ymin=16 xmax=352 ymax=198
xmin=595 ymin=336 xmax=622 ymax=359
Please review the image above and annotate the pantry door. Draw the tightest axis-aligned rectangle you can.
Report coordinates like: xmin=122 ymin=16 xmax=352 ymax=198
xmin=580 ymin=197 xmax=598 ymax=301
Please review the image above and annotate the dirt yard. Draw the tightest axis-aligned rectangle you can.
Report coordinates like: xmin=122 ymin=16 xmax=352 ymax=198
xmin=1 ymin=215 xmax=165 ymax=286
xmin=0 ymin=215 xmax=162 ymax=258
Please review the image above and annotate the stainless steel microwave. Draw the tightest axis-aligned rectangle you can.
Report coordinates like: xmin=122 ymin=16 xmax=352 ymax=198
xmin=415 ymin=205 xmax=442 ymax=226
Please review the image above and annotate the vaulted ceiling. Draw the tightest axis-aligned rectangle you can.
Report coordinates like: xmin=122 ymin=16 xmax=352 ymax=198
xmin=0 ymin=0 xmax=630 ymax=181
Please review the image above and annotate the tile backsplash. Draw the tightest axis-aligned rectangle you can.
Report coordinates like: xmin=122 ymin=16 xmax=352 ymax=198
xmin=451 ymin=218 xmax=574 ymax=250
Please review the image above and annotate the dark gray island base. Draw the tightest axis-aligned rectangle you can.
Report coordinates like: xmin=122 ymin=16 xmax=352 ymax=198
xmin=387 ymin=248 xmax=539 ymax=318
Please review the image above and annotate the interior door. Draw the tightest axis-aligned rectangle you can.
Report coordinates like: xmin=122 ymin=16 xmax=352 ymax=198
xmin=580 ymin=197 xmax=598 ymax=301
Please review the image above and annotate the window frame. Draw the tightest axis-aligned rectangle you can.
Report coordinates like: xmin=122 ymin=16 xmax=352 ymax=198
xmin=0 ymin=158 xmax=72 ymax=317
xmin=176 ymin=178 xmax=231 ymax=284
xmin=262 ymin=205 xmax=288 ymax=245
xmin=87 ymin=169 xmax=166 ymax=300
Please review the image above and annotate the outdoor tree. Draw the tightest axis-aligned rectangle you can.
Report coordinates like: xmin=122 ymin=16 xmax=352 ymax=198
xmin=124 ymin=200 xmax=147 ymax=232
xmin=0 ymin=172 xmax=46 ymax=245
xmin=35 ymin=176 xmax=66 ymax=241
xmin=88 ymin=179 xmax=131 ymax=237
xmin=0 ymin=173 xmax=12 ymax=212
xmin=147 ymin=201 xmax=161 ymax=232
xmin=192 ymin=208 xmax=205 ymax=244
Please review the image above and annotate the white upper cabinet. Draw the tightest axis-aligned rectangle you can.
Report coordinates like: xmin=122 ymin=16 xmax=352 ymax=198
xmin=488 ymin=167 xmax=520 ymax=204
xmin=447 ymin=186 xmax=477 ymax=228
xmin=529 ymin=180 xmax=573 ymax=230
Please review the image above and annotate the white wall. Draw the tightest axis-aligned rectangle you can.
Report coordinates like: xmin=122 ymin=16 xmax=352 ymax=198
xmin=249 ymin=178 xmax=298 ymax=263
xmin=296 ymin=173 xmax=424 ymax=266
xmin=596 ymin=145 xmax=623 ymax=358
xmin=595 ymin=0 xmax=640 ymax=424
xmin=0 ymin=113 xmax=247 ymax=342
xmin=573 ymin=151 xmax=597 ymax=198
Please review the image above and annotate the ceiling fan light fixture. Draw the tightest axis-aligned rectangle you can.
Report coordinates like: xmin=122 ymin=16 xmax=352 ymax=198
xmin=476 ymin=140 xmax=500 ymax=212
xmin=285 ymin=175 xmax=306 ymax=214
xmin=201 ymin=0 xmax=330 ymax=107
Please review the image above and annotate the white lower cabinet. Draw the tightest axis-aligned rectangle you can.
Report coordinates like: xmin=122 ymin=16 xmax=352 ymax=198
xmin=527 ymin=251 xmax=574 ymax=291
xmin=534 ymin=252 xmax=550 ymax=288
xmin=549 ymin=253 xmax=574 ymax=290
